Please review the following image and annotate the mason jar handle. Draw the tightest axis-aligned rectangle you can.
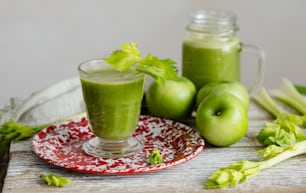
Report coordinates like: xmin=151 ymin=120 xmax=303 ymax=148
xmin=241 ymin=43 xmax=266 ymax=97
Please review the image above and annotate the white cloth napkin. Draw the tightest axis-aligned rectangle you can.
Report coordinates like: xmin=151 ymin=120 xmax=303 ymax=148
xmin=0 ymin=77 xmax=85 ymax=127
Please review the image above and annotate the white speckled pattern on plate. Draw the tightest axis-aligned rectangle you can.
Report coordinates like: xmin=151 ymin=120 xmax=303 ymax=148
xmin=32 ymin=115 xmax=205 ymax=174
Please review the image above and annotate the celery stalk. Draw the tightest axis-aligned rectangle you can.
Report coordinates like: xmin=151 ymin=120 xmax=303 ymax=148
xmin=271 ymin=78 xmax=306 ymax=115
xmin=252 ymin=87 xmax=283 ymax=118
xmin=205 ymin=136 xmax=306 ymax=189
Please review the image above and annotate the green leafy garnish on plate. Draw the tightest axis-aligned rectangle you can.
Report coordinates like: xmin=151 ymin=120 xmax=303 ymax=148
xmin=103 ymin=42 xmax=178 ymax=84
xmin=148 ymin=147 xmax=163 ymax=165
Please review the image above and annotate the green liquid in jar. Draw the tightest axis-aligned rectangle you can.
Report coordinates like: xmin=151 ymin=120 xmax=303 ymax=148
xmin=182 ymin=36 xmax=241 ymax=90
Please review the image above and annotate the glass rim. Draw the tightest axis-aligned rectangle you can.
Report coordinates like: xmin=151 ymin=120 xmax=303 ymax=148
xmin=78 ymin=58 xmax=107 ymax=74
xmin=78 ymin=58 xmax=144 ymax=77
xmin=187 ymin=9 xmax=239 ymax=35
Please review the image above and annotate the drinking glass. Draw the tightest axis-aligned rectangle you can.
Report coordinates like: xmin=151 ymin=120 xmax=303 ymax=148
xmin=78 ymin=59 xmax=145 ymax=158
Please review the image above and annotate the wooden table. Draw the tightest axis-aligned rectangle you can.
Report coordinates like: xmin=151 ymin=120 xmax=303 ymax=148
xmin=2 ymin=101 xmax=306 ymax=193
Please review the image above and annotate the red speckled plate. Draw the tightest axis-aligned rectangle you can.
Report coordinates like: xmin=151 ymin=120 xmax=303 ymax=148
xmin=32 ymin=115 xmax=204 ymax=174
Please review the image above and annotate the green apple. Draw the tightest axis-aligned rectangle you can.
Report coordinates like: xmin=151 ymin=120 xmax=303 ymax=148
xmin=196 ymin=93 xmax=248 ymax=146
xmin=145 ymin=76 xmax=196 ymax=120
xmin=196 ymin=81 xmax=249 ymax=108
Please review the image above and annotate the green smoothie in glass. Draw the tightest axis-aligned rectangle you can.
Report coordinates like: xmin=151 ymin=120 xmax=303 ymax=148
xmin=80 ymin=67 xmax=144 ymax=140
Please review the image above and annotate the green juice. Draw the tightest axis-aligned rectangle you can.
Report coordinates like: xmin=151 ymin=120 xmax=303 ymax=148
xmin=80 ymin=69 xmax=144 ymax=140
xmin=182 ymin=36 xmax=241 ymax=90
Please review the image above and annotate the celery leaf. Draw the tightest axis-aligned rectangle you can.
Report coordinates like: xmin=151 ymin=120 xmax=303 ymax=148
xmin=0 ymin=120 xmax=44 ymax=142
xmin=103 ymin=42 xmax=141 ymax=71
xmin=0 ymin=112 xmax=86 ymax=155
xmin=136 ymin=54 xmax=178 ymax=84
xmin=103 ymin=42 xmax=178 ymax=84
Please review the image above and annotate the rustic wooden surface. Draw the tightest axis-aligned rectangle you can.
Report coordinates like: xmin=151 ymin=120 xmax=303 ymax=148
xmin=2 ymin=101 xmax=306 ymax=193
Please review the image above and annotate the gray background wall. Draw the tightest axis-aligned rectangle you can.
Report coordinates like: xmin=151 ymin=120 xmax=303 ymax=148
xmin=1 ymin=0 xmax=306 ymax=107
